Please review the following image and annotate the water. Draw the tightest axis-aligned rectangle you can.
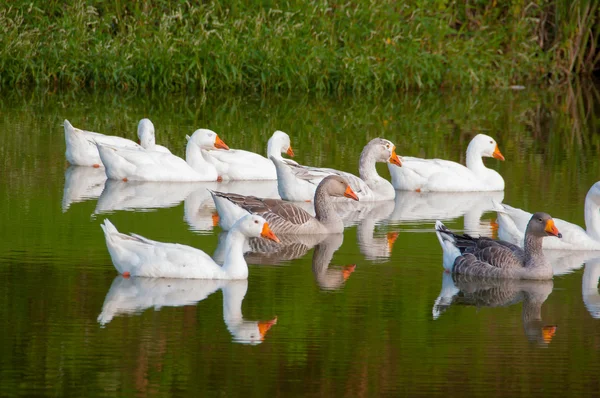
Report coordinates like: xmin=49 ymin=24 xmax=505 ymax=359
xmin=1 ymin=85 xmax=600 ymax=397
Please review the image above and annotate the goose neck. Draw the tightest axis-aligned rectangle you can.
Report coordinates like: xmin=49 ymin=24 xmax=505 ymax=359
xmin=314 ymin=186 xmax=343 ymax=231
xmin=221 ymin=230 xmax=249 ymax=279
xmin=523 ymin=232 xmax=545 ymax=267
xmin=584 ymin=194 xmax=600 ymax=241
xmin=267 ymin=138 xmax=283 ymax=161
xmin=465 ymin=143 xmax=487 ymax=174
xmin=358 ymin=145 xmax=380 ymax=182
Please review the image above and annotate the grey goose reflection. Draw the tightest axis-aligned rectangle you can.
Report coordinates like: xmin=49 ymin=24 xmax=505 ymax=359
xmin=97 ymin=277 xmax=277 ymax=345
xmin=211 ymin=175 xmax=359 ymax=234
xmin=432 ymin=273 xmax=557 ymax=346
xmin=436 ymin=212 xmax=562 ymax=279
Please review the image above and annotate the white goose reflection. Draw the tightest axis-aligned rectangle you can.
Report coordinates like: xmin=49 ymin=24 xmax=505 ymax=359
xmin=583 ymin=256 xmax=600 ymax=319
xmin=433 ymin=273 xmax=556 ymax=346
xmin=94 ymin=180 xmax=206 ymax=214
xmin=98 ymin=277 xmax=277 ymax=344
xmin=62 ymin=166 xmax=107 ymax=212
xmin=389 ymin=191 xmax=504 ymax=236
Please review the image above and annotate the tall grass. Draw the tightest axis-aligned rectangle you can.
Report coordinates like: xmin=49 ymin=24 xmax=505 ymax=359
xmin=0 ymin=0 xmax=597 ymax=93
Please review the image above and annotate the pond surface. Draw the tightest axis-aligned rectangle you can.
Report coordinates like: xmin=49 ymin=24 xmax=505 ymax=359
xmin=1 ymin=84 xmax=600 ymax=397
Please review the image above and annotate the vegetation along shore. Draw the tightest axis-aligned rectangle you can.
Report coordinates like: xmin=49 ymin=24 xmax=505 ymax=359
xmin=1 ymin=0 xmax=598 ymax=93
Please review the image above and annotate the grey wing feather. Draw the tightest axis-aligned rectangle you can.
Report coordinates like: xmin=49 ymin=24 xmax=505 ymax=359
xmin=262 ymin=202 xmax=314 ymax=226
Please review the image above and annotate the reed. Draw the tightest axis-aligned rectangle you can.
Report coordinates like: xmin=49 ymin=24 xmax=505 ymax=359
xmin=0 ymin=0 xmax=597 ymax=93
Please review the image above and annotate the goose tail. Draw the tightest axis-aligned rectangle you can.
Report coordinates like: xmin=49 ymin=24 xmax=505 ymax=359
xmin=435 ymin=221 xmax=461 ymax=272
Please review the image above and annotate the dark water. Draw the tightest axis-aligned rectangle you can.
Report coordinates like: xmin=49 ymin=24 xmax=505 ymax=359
xmin=1 ymin=84 xmax=600 ymax=397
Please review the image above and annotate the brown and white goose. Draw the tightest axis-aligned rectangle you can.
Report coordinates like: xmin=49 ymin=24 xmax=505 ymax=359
xmin=210 ymin=175 xmax=359 ymax=234
xmin=435 ymin=212 xmax=562 ymax=280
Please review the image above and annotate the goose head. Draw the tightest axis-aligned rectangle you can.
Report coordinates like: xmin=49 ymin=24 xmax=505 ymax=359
xmin=189 ymin=129 xmax=230 ymax=150
xmin=137 ymin=118 xmax=156 ymax=149
xmin=366 ymin=138 xmax=402 ymax=166
xmin=527 ymin=212 xmax=562 ymax=239
xmin=268 ymin=130 xmax=294 ymax=157
xmin=234 ymin=214 xmax=280 ymax=243
xmin=318 ymin=175 xmax=359 ymax=201
xmin=468 ymin=134 xmax=505 ymax=161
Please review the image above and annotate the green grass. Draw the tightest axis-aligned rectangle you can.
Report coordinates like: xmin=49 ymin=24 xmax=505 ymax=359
xmin=0 ymin=0 xmax=598 ymax=92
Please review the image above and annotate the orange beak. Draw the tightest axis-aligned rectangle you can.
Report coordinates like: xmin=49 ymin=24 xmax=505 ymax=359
xmin=389 ymin=146 xmax=402 ymax=166
xmin=344 ymin=185 xmax=359 ymax=201
xmin=261 ymin=222 xmax=280 ymax=243
xmin=286 ymin=146 xmax=295 ymax=157
xmin=342 ymin=264 xmax=356 ymax=281
xmin=542 ymin=325 xmax=557 ymax=343
xmin=258 ymin=317 xmax=278 ymax=340
xmin=214 ymin=135 xmax=229 ymax=150
xmin=387 ymin=232 xmax=399 ymax=251
xmin=492 ymin=144 xmax=505 ymax=161
xmin=544 ymin=219 xmax=562 ymax=238
xmin=212 ymin=212 xmax=220 ymax=227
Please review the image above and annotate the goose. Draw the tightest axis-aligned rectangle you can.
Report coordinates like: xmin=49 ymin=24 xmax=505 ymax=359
xmin=494 ymin=182 xmax=600 ymax=250
xmin=432 ymin=273 xmax=557 ymax=346
xmin=100 ymin=213 xmax=280 ymax=279
xmin=272 ymin=138 xmax=402 ymax=202
xmin=97 ymin=129 xmax=229 ymax=182
xmin=64 ymin=119 xmax=169 ymax=167
xmin=388 ymin=134 xmax=505 ymax=192
xmin=199 ymin=130 xmax=296 ymax=180
xmin=210 ymin=175 xmax=359 ymax=234
xmin=435 ymin=212 xmax=562 ymax=279
xmin=97 ymin=278 xmax=277 ymax=344
xmin=136 ymin=119 xmax=172 ymax=154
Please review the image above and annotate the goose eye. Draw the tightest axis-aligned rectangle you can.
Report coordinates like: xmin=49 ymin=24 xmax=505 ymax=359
xmin=538 ymin=218 xmax=543 ymax=222
xmin=254 ymin=220 xmax=259 ymax=224
xmin=489 ymin=140 xmax=493 ymax=144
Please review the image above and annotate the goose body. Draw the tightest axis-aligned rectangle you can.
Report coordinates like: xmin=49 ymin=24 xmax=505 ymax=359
xmin=201 ymin=130 xmax=296 ymax=180
xmin=494 ymin=182 xmax=600 ymax=250
xmin=64 ymin=119 xmax=170 ymax=167
xmin=210 ymin=175 xmax=359 ymax=234
xmin=97 ymin=129 xmax=229 ymax=182
xmin=389 ymin=134 xmax=505 ymax=192
xmin=100 ymin=214 xmax=279 ymax=279
xmin=435 ymin=212 xmax=562 ymax=280
xmin=272 ymin=138 xmax=402 ymax=202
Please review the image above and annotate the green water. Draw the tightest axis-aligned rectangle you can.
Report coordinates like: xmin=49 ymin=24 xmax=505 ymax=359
xmin=1 ymin=84 xmax=600 ymax=397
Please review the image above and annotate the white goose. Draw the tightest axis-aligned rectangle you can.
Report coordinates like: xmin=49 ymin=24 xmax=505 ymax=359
xmin=136 ymin=119 xmax=172 ymax=154
xmin=64 ymin=119 xmax=169 ymax=167
xmin=388 ymin=134 xmax=505 ymax=192
xmin=272 ymin=138 xmax=402 ymax=202
xmin=494 ymin=182 xmax=600 ymax=250
xmin=97 ymin=129 xmax=230 ymax=182
xmin=100 ymin=214 xmax=279 ymax=279
xmin=200 ymin=130 xmax=296 ymax=180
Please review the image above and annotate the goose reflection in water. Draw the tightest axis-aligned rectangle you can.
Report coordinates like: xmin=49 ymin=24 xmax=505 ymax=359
xmin=94 ymin=180 xmax=205 ymax=215
xmin=214 ymin=232 xmax=355 ymax=290
xmin=62 ymin=166 xmax=107 ymax=212
xmin=583 ymin=256 xmax=600 ymax=319
xmin=389 ymin=190 xmax=504 ymax=237
xmin=433 ymin=273 xmax=557 ymax=346
xmin=97 ymin=277 xmax=277 ymax=345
